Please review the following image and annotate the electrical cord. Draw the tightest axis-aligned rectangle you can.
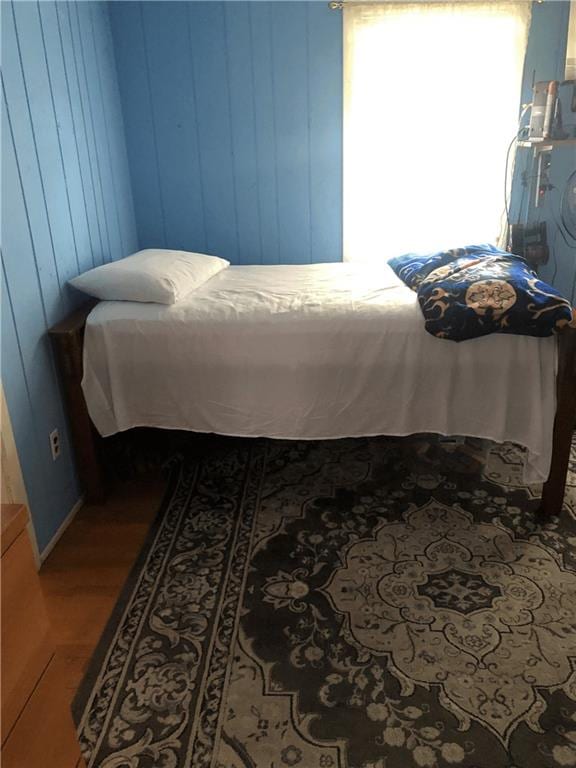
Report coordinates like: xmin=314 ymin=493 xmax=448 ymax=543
xmin=561 ymin=169 xmax=576 ymax=241
xmin=503 ymin=134 xmax=518 ymax=230
xmin=502 ymin=104 xmax=532 ymax=238
xmin=548 ymin=186 xmax=576 ymax=247
xmin=517 ymin=149 xmax=531 ymax=225
xmin=550 ymin=224 xmax=559 ymax=284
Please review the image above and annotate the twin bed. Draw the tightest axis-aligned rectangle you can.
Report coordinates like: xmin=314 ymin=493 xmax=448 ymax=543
xmin=49 ymin=261 xmax=576 ymax=515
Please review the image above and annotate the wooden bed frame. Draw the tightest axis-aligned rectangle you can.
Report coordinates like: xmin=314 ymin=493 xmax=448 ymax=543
xmin=49 ymin=301 xmax=576 ymax=515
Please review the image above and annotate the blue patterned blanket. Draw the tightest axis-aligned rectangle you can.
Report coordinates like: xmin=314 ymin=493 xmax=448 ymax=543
xmin=388 ymin=244 xmax=575 ymax=342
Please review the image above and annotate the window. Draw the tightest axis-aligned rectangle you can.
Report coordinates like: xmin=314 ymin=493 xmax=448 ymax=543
xmin=343 ymin=1 xmax=531 ymax=262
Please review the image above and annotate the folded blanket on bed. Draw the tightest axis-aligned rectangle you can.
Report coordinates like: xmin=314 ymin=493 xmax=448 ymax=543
xmin=388 ymin=244 xmax=576 ymax=341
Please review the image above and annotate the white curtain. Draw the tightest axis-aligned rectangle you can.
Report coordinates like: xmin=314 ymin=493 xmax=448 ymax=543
xmin=343 ymin=1 xmax=531 ymax=263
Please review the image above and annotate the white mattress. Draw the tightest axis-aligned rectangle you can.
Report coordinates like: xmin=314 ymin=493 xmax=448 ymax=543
xmin=82 ymin=262 xmax=556 ymax=483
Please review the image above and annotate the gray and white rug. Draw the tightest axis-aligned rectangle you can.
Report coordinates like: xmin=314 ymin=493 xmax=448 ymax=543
xmin=74 ymin=435 xmax=576 ymax=768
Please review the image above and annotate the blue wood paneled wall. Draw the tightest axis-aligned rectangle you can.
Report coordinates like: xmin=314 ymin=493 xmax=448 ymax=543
xmin=2 ymin=0 xmax=571 ymax=555
xmin=510 ymin=1 xmax=576 ymax=303
xmin=1 ymin=1 xmax=137 ymax=553
xmin=109 ymin=1 xmax=343 ymax=265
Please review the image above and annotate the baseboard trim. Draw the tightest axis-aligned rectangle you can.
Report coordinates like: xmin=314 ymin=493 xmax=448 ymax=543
xmin=40 ymin=495 xmax=85 ymax=565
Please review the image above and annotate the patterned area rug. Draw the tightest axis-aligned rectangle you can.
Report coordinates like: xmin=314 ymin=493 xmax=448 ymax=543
xmin=74 ymin=436 xmax=576 ymax=768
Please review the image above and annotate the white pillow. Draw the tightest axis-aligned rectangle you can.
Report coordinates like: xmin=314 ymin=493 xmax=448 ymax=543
xmin=69 ymin=249 xmax=230 ymax=304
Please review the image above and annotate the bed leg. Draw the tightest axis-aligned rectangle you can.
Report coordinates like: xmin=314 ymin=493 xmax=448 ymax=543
xmin=539 ymin=329 xmax=576 ymax=518
xmin=540 ymin=412 xmax=574 ymax=517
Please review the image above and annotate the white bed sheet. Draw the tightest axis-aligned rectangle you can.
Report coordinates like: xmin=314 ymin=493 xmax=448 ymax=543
xmin=82 ymin=262 xmax=556 ymax=483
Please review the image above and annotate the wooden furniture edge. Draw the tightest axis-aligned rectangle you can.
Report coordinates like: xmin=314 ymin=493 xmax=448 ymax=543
xmin=49 ymin=303 xmax=575 ymax=516
xmin=48 ymin=300 xmax=105 ymax=503
xmin=1 ymin=504 xmax=28 ymax=557
xmin=540 ymin=325 xmax=576 ymax=517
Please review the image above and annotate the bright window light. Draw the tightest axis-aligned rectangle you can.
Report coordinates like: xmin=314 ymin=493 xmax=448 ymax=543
xmin=343 ymin=2 xmax=532 ymax=263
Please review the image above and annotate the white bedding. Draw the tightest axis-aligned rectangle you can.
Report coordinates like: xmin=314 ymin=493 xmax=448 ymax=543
xmin=82 ymin=262 xmax=557 ymax=483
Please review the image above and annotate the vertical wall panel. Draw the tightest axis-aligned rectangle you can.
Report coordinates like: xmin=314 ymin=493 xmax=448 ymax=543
xmin=308 ymin=2 xmax=343 ymax=263
xmin=69 ymin=1 xmax=112 ymax=263
xmin=12 ymin=2 xmax=79 ymax=298
xmin=55 ymin=0 xmax=101 ymax=268
xmin=109 ymin=1 xmax=165 ymax=249
xmin=79 ymin=2 xmax=123 ymax=263
xmin=250 ymin=2 xmax=281 ymax=264
xmin=1 ymin=0 xmax=137 ymax=554
xmin=89 ymin=3 xmax=125 ymax=258
xmin=141 ymin=2 xmax=206 ymax=251
xmin=98 ymin=3 xmax=139 ymax=254
xmin=110 ymin=1 xmax=344 ymax=265
xmin=224 ymin=2 xmax=262 ymax=264
xmin=270 ymin=3 xmax=311 ymax=263
xmin=188 ymin=2 xmax=239 ymax=260
xmin=67 ymin=1 xmax=108 ymax=264
xmin=2 ymin=4 xmax=63 ymax=325
xmin=39 ymin=1 xmax=92 ymax=275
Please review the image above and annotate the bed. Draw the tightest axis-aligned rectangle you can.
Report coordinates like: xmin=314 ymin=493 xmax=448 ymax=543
xmin=49 ymin=262 xmax=576 ymax=515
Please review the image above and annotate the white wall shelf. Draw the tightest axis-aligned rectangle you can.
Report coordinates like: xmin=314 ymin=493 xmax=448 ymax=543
xmin=518 ymin=137 xmax=576 ymax=152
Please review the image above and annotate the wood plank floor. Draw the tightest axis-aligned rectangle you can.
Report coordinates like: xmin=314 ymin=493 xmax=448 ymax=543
xmin=38 ymin=474 xmax=166 ymax=711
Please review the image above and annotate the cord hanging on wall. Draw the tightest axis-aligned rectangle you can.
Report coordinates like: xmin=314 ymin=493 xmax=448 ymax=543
xmin=561 ymin=169 xmax=576 ymax=240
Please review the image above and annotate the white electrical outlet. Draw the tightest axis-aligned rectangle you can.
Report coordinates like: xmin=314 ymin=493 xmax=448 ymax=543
xmin=49 ymin=428 xmax=60 ymax=461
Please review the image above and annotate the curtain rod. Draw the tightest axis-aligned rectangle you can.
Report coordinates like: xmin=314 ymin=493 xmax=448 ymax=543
xmin=329 ymin=0 xmax=542 ymax=7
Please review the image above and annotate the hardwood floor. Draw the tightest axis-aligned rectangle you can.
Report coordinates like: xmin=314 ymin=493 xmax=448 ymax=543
xmin=38 ymin=473 xmax=166 ymax=712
